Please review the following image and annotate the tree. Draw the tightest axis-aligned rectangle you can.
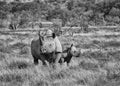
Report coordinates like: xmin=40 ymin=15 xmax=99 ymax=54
xmin=94 ymin=0 xmax=120 ymax=18
xmin=0 ymin=1 xmax=11 ymax=19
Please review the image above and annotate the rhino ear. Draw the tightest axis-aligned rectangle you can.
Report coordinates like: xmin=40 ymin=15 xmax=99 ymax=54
xmin=52 ymin=33 xmax=56 ymax=38
xmin=70 ymin=44 xmax=73 ymax=48
xmin=38 ymin=30 xmax=41 ymax=36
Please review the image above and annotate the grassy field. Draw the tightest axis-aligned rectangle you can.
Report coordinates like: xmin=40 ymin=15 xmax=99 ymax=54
xmin=0 ymin=29 xmax=120 ymax=86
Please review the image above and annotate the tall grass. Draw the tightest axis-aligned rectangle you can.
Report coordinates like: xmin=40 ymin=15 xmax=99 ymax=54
xmin=0 ymin=31 xmax=120 ymax=86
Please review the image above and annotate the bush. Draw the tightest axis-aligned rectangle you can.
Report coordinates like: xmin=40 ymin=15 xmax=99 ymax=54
xmin=19 ymin=46 xmax=29 ymax=55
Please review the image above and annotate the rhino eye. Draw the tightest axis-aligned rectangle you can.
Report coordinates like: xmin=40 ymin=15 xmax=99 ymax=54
xmin=73 ymin=50 xmax=78 ymax=53
xmin=73 ymin=51 xmax=76 ymax=53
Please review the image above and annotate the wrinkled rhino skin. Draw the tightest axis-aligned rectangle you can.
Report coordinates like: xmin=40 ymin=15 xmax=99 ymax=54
xmin=31 ymin=39 xmax=46 ymax=65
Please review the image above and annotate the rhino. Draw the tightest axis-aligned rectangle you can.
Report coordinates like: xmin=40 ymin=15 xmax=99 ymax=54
xmin=59 ymin=44 xmax=80 ymax=66
xmin=31 ymin=31 xmax=55 ymax=65
xmin=31 ymin=31 xmax=80 ymax=66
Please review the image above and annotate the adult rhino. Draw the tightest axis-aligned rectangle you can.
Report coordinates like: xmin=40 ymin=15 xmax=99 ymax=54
xmin=31 ymin=30 xmax=56 ymax=65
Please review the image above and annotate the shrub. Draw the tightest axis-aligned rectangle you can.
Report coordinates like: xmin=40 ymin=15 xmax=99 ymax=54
xmin=19 ymin=46 xmax=30 ymax=55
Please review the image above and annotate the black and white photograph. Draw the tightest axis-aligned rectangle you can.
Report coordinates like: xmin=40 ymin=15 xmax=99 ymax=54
xmin=0 ymin=0 xmax=120 ymax=86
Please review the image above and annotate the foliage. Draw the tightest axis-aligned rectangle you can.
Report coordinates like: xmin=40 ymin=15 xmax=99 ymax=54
xmin=0 ymin=0 xmax=120 ymax=28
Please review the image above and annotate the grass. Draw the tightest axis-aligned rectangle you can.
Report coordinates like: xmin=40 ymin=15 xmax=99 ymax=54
xmin=0 ymin=46 xmax=11 ymax=53
xmin=79 ymin=61 xmax=99 ymax=71
xmin=30 ymin=80 xmax=49 ymax=86
xmin=7 ymin=60 xmax=32 ymax=70
xmin=0 ymin=31 xmax=120 ymax=86
xmin=19 ymin=46 xmax=30 ymax=55
xmin=8 ymin=42 xmax=28 ymax=49
xmin=0 ymin=73 xmax=24 ymax=82
xmin=0 ymin=69 xmax=34 ymax=86
xmin=0 ymin=52 xmax=6 ymax=61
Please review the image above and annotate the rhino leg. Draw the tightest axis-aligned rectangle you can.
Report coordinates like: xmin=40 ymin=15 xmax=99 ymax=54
xmin=34 ymin=56 xmax=47 ymax=66
xmin=59 ymin=57 xmax=64 ymax=65
xmin=39 ymin=55 xmax=48 ymax=66
xmin=67 ymin=62 xmax=70 ymax=66
xmin=34 ymin=58 xmax=39 ymax=65
xmin=42 ymin=61 xmax=47 ymax=65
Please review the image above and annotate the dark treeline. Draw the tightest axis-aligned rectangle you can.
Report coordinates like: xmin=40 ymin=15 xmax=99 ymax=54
xmin=0 ymin=0 xmax=120 ymax=28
